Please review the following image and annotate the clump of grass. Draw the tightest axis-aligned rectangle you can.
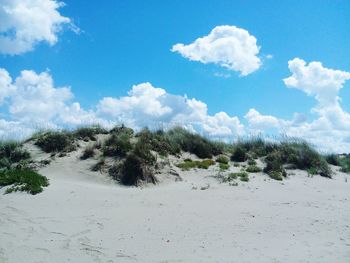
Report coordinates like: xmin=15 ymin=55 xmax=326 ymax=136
xmin=247 ymin=159 xmax=257 ymax=165
xmin=216 ymin=155 xmax=229 ymax=164
xmin=176 ymin=159 xmax=215 ymax=170
xmin=80 ymin=145 xmax=96 ymax=160
xmin=0 ymin=141 xmax=30 ymax=170
xmin=246 ymin=165 xmax=262 ymax=173
xmin=74 ymin=125 xmax=108 ymax=141
xmin=339 ymin=156 xmax=350 ymax=173
xmin=233 ymin=163 xmax=240 ymax=167
xmin=0 ymin=169 xmax=49 ymax=195
xmin=269 ymin=170 xmax=283 ymax=181
xmin=223 ymin=172 xmax=249 ymax=182
xmin=219 ymin=163 xmax=230 ymax=170
xmin=102 ymin=132 xmax=132 ymax=157
xmin=325 ymin=154 xmax=341 ymax=166
xmin=231 ymin=146 xmax=247 ymax=162
xmin=91 ymin=157 xmax=106 ymax=172
xmin=166 ymin=127 xmax=223 ymax=158
xmin=35 ymin=131 xmax=75 ymax=153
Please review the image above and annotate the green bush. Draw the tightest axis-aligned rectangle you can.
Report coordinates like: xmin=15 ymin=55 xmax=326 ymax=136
xmin=103 ymin=132 xmax=132 ymax=157
xmin=224 ymin=172 xmax=249 ymax=182
xmin=325 ymin=154 xmax=340 ymax=166
xmin=246 ymin=165 xmax=262 ymax=173
xmin=166 ymin=127 xmax=222 ymax=158
xmin=219 ymin=163 xmax=230 ymax=170
xmin=74 ymin=125 xmax=108 ymax=141
xmin=216 ymin=155 xmax=229 ymax=164
xmin=224 ymin=173 xmax=238 ymax=181
xmin=269 ymin=171 xmax=283 ymax=181
xmin=0 ymin=141 xmax=30 ymax=169
xmin=177 ymin=159 xmax=215 ymax=170
xmin=231 ymin=146 xmax=247 ymax=162
xmin=35 ymin=131 xmax=75 ymax=153
xmin=247 ymin=159 xmax=257 ymax=165
xmin=338 ymin=156 xmax=350 ymax=173
xmin=120 ymin=153 xmax=157 ymax=186
xmin=0 ymin=169 xmax=49 ymax=195
xmin=80 ymin=145 xmax=96 ymax=160
xmin=110 ymin=125 xmax=134 ymax=137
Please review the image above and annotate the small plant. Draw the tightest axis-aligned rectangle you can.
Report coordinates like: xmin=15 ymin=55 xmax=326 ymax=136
xmin=35 ymin=131 xmax=75 ymax=153
xmin=91 ymin=158 xmax=106 ymax=172
xmin=103 ymin=132 xmax=132 ymax=157
xmin=0 ymin=169 xmax=49 ymax=195
xmin=80 ymin=145 xmax=96 ymax=160
xmin=224 ymin=172 xmax=249 ymax=182
xmin=74 ymin=125 xmax=108 ymax=141
xmin=177 ymin=159 xmax=215 ymax=170
xmin=269 ymin=171 xmax=283 ymax=181
xmin=0 ymin=141 xmax=30 ymax=169
xmin=219 ymin=163 xmax=230 ymax=170
xmin=216 ymin=155 xmax=229 ymax=164
xmin=246 ymin=165 xmax=262 ymax=173
xmin=325 ymin=154 xmax=340 ymax=166
xmin=223 ymin=172 xmax=238 ymax=182
xmin=247 ymin=159 xmax=257 ymax=165
xmin=231 ymin=147 xmax=247 ymax=162
xmin=233 ymin=163 xmax=240 ymax=167
xmin=307 ymin=167 xmax=318 ymax=176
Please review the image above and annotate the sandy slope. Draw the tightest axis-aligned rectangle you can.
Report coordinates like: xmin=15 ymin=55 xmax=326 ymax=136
xmin=0 ymin=147 xmax=350 ymax=263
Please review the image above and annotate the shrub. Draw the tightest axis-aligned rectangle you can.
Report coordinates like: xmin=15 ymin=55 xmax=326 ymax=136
xmin=166 ymin=127 xmax=222 ymax=158
xmin=177 ymin=159 xmax=215 ymax=170
xmin=35 ymin=131 xmax=75 ymax=153
xmin=120 ymin=153 xmax=157 ymax=186
xmin=219 ymin=163 xmax=230 ymax=170
xmin=0 ymin=169 xmax=49 ymax=195
xmin=234 ymin=137 xmax=276 ymax=157
xmin=110 ymin=125 xmax=134 ymax=137
xmin=224 ymin=172 xmax=249 ymax=182
xmin=269 ymin=171 xmax=283 ymax=181
xmin=246 ymin=165 xmax=262 ymax=173
xmin=91 ymin=158 xmax=106 ymax=172
xmin=325 ymin=154 xmax=340 ymax=166
xmin=80 ymin=145 xmax=95 ymax=160
xmin=231 ymin=147 xmax=247 ymax=162
xmin=233 ymin=163 xmax=240 ymax=167
xmin=103 ymin=132 xmax=132 ymax=157
xmin=0 ymin=141 xmax=30 ymax=169
xmin=216 ymin=155 xmax=229 ymax=164
xmin=74 ymin=126 xmax=108 ymax=141
xmin=223 ymin=173 xmax=238 ymax=182
xmin=247 ymin=159 xmax=257 ymax=165
xmin=307 ymin=167 xmax=318 ymax=176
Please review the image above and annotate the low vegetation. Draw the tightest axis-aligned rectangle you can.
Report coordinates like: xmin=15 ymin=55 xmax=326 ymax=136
xmin=219 ymin=163 xmax=230 ymax=170
xmin=35 ymin=131 xmax=75 ymax=153
xmin=0 ymin=169 xmax=49 ymax=194
xmin=246 ymin=165 xmax=262 ymax=173
xmin=177 ymin=159 xmax=215 ymax=170
xmin=74 ymin=125 xmax=108 ymax=141
xmin=224 ymin=172 xmax=249 ymax=182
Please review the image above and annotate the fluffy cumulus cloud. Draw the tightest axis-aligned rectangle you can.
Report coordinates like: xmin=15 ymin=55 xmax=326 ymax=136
xmin=171 ymin=25 xmax=262 ymax=76
xmin=246 ymin=58 xmax=350 ymax=153
xmin=0 ymin=69 xmax=244 ymax=140
xmin=0 ymin=0 xmax=74 ymax=55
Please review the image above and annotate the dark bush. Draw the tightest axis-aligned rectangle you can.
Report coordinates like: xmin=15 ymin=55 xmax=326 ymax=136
xmin=80 ymin=145 xmax=95 ymax=160
xmin=35 ymin=131 xmax=74 ymax=153
xmin=103 ymin=132 xmax=132 ymax=157
xmin=231 ymin=147 xmax=247 ymax=162
xmin=0 ymin=141 xmax=30 ymax=169
xmin=74 ymin=126 xmax=108 ymax=141
xmin=120 ymin=153 xmax=157 ymax=186
xmin=325 ymin=154 xmax=340 ymax=166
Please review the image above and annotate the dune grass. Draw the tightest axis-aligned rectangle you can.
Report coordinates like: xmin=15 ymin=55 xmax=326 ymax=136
xmin=0 ymin=169 xmax=49 ymax=194
xmin=177 ymin=159 xmax=215 ymax=170
xmin=34 ymin=131 xmax=75 ymax=153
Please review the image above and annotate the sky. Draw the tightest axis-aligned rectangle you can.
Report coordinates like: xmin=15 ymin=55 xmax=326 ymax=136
xmin=0 ymin=0 xmax=350 ymax=152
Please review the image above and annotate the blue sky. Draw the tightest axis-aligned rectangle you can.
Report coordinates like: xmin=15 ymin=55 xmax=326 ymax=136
xmin=1 ymin=0 xmax=350 ymax=152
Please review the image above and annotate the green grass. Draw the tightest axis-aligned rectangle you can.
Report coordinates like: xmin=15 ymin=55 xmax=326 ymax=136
xmin=216 ymin=155 xmax=229 ymax=164
xmin=246 ymin=165 xmax=262 ymax=173
xmin=102 ymin=132 xmax=133 ymax=157
xmin=247 ymin=159 xmax=257 ymax=165
xmin=219 ymin=163 xmax=230 ymax=170
xmin=80 ymin=145 xmax=96 ymax=160
xmin=176 ymin=159 xmax=215 ymax=170
xmin=0 ymin=141 xmax=30 ymax=170
xmin=0 ymin=169 xmax=49 ymax=195
xmin=269 ymin=171 xmax=283 ymax=181
xmin=223 ymin=172 xmax=249 ymax=182
xmin=231 ymin=146 xmax=248 ymax=162
xmin=35 ymin=131 xmax=75 ymax=153
xmin=74 ymin=125 xmax=108 ymax=141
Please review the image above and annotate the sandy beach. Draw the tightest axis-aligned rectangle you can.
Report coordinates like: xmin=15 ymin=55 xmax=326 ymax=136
xmin=1 ymin=147 xmax=349 ymax=263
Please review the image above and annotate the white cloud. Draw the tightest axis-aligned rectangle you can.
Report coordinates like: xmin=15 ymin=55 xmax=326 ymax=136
xmin=246 ymin=58 xmax=350 ymax=153
xmin=171 ymin=25 xmax=261 ymax=76
xmin=0 ymin=0 xmax=74 ymax=55
xmin=97 ymin=82 xmax=244 ymax=138
xmin=0 ymin=69 xmax=244 ymax=140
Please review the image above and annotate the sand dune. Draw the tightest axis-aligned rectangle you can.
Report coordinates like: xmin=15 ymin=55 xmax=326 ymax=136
xmin=0 ymin=144 xmax=350 ymax=263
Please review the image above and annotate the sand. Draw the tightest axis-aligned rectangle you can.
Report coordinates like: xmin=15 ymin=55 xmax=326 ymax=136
xmin=0 ymin=147 xmax=350 ymax=262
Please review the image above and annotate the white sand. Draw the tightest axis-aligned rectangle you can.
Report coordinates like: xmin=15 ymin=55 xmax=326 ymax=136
xmin=1 ymin=148 xmax=350 ymax=262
